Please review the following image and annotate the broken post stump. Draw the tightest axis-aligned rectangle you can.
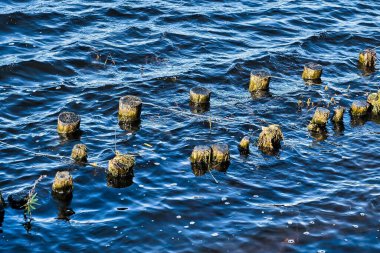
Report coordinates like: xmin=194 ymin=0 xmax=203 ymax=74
xmin=190 ymin=145 xmax=212 ymax=175
xmin=108 ymin=154 xmax=135 ymax=178
xmin=71 ymin=144 xmax=87 ymax=163
xmin=359 ymin=49 xmax=376 ymax=69
xmin=302 ymin=62 xmax=322 ymax=80
xmin=119 ymin=95 xmax=142 ymax=123
xmin=211 ymin=143 xmax=230 ymax=172
xmin=351 ymin=100 xmax=370 ymax=117
xmin=57 ymin=112 xmax=80 ymax=134
xmin=249 ymin=71 xmax=271 ymax=92
xmin=307 ymin=107 xmax=330 ymax=132
xmin=332 ymin=106 xmax=345 ymax=123
xmin=52 ymin=171 xmax=73 ymax=200
xmin=367 ymin=91 xmax=380 ymax=115
xmin=258 ymin=124 xmax=283 ymax=153
xmin=238 ymin=136 xmax=250 ymax=155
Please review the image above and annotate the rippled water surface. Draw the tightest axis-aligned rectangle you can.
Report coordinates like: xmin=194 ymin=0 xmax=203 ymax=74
xmin=1 ymin=0 xmax=380 ymax=252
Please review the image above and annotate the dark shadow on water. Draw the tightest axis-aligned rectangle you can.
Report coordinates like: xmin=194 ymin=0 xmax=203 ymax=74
xmin=0 ymin=211 xmax=4 ymax=233
xmin=259 ymin=147 xmax=281 ymax=156
xmin=309 ymin=128 xmax=328 ymax=141
xmin=250 ymin=90 xmax=271 ymax=99
xmin=58 ymin=130 xmax=82 ymax=142
xmin=119 ymin=120 xmax=141 ymax=133
xmin=106 ymin=174 xmax=133 ymax=188
xmin=332 ymin=122 xmax=345 ymax=135
xmin=358 ymin=64 xmax=375 ymax=76
xmin=350 ymin=115 xmax=369 ymax=127
xmin=212 ymin=161 xmax=230 ymax=172
xmin=190 ymin=102 xmax=210 ymax=114
xmin=303 ymin=78 xmax=322 ymax=85
xmin=56 ymin=198 xmax=75 ymax=221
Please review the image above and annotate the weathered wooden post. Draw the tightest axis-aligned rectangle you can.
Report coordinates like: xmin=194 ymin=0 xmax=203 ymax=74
xmin=367 ymin=91 xmax=380 ymax=115
xmin=351 ymin=100 xmax=370 ymax=117
xmin=307 ymin=107 xmax=330 ymax=132
xmin=108 ymin=154 xmax=135 ymax=178
xmin=190 ymin=145 xmax=212 ymax=175
xmin=238 ymin=136 xmax=250 ymax=155
xmin=332 ymin=106 xmax=345 ymax=123
xmin=359 ymin=49 xmax=376 ymax=69
xmin=249 ymin=71 xmax=271 ymax=92
xmin=302 ymin=62 xmax=322 ymax=80
xmin=258 ymin=124 xmax=283 ymax=154
xmin=52 ymin=171 xmax=73 ymax=200
xmin=57 ymin=112 xmax=80 ymax=134
xmin=189 ymin=87 xmax=211 ymax=113
xmin=71 ymin=144 xmax=87 ymax=163
xmin=211 ymin=144 xmax=230 ymax=171
xmin=119 ymin=95 xmax=142 ymax=123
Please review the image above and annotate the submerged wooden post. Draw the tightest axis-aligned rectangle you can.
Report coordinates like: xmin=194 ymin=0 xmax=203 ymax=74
xmin=0 ymin=191 xmax=5 ymax=212
xmin=351 ymin=100 xmax=370 ymax=117
xmin=238 ymin=136 xmax=250 ymax=154
xmin=367 ymin=91 xmax=380 ymax=115
xmin=108 ymin=154 xmax=135 ymax=178
xmin=258 ymin=124 xmax=283 ymax=153
xmin=71 ymin=144 xmax=87 ymax=162
xmin=57 ymin=112 xmax=80 ymax=134
xmin=302 ymin=62 xmax=322 ymax=80
xmin=332 ymin=106 xmax=345 ymax=123
xmin=7 ymin=190 xmax=29 ymax=209
xmin=359 ymin=49 xmax=376 ymax=68
xmin=211 ymin=144 xmax=230 ymax=171
xmin=118 ymin=95 xmax=142 ymax=123
xmin=52 ymin=171 xmax=73 ymax=200
xmin=307 ymin=107 xmax=330 ymax=132
xmin=249 ymin=71 xmax=270 ymax=92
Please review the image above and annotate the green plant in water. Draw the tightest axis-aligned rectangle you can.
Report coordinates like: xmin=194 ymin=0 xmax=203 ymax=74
xmin=24 ymin=175 xmax=46 ymax=219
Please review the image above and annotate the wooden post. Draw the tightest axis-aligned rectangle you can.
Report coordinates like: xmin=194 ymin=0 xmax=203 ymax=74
xmin=351 ymin=100 xmax=369 ymax=117
xmin=190 ymin=87 xmax=211 ymax=105
xmin=367 ymin=91 xmax=380 ymax=115
xmin=359 ymin=49 xmax=376 ymax=68
xmin=258 ymin=125 xmax=283 ymax=153
xmin=190 ymin=145 xmax=212 ymax=174
xmin=249 ymin=71 xmax=270 ymax=92
xmin=238 ymin=136 xmax=250 ymax=155
xmin=71 ymin=144 xmax=87 ymax=163
xmin=118 ymin=95 xmax=142 ymax=123
xmin=307 ymin=107 xmax=330 ymax=132
xmin=211 ymin=144 xmax=230 ymax=171
xmin=57 ymin=112 xmax=80 ymax=134
xmin=52 ymin=171 xmax=73 ymax=200
xmin=108 ymin=154 xmax=135 ymax=178
xmin=302 ymin=62 xmax=322 ymax=80
xmin=332 ymin=106 xmax=345 ymax=123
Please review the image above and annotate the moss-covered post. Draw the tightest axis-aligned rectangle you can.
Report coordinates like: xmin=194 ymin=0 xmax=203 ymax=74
xmin=249 ymin=71 xmax=270 ymax=92
xmin=52 ymin=171 xmax=73 ymax=200
xmin=238 ymin=136 xmax=250 ymax=155
xmin=71 ymin=144 xmax=87 ymax=163
xmin=189 ymin=87 xmax=211 ymax=113
xmin=258 ymin=125 xmax=283 ymax=153
xmin=302 ymin=62 xmax=322 ymax=80
xmin=367 ymin=91 xmax=380 ymax=115
xmin=108 ymin=154 xmax=135 ymax=178
xmin=57 ymin=112 xmax=80 ymax=134
xmin=332 ymin=106 xmax=345 ymax=123
xmin=359 ymin=49 xmax=376 ymax=69
xmin=190 ymin=145 xmax=212 ymax=175
xmin=211 ymin=144 xmax=230 ymax=171
xmin=307 ymin=107 xmax=330 ymax=132
xmin=119 ymin=95 xmax=142 ymax=123
xmin=351 ymin=100 xmax=370 ymax=117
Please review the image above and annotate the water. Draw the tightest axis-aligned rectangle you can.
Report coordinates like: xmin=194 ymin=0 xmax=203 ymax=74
xmin=1 ymin=0 xmax=380 ymax=252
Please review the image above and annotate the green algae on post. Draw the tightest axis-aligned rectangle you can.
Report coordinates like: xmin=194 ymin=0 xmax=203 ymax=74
xmin=118 ymin=95 xmax=142 ymax=123
xmin=258 ymin=124 xmax=283 ymax=153
xmin=57 ymin=112 xmax=80 ymax=134
xmin=211 ymin=143 xmax=230 ymax=172
xmin=52 ymin=171 xmax=73 ymax=200
xmin=307 ymin=107 xmax=330 ymax=132
xmin=71 ymin=144 xmax=87 ymax=163
xmin=332 ymin=106 xmax=345 ymax=123
xmin=359 ymin=48 xmax=376 ymax=68
xmin=351 ymin=100 xmax=369 ymax=117
xmin=249 ymin=71 xmax=271 ymax=92
xmin=238 ymin=136 xmax=250 ymax=155
xmin=302 ymin=62 xmax=322 ymax=80
xmin=108 ymin=154 xmax=135 ymax=178
xmin=367 ymin=91 xmax=380 ymax=115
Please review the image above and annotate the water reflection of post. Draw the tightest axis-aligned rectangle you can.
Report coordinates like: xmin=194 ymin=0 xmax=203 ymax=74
xmin=56 ymin=198 xmax=75 ymax=221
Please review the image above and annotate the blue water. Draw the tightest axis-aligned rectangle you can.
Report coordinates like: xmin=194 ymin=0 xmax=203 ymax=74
xmin=1 ymin=0 xmax=380 ymax=252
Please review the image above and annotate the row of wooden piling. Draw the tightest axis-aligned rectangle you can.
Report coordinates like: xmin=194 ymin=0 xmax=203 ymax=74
xmin=49 ymin=48 xmax=376 ymax=195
